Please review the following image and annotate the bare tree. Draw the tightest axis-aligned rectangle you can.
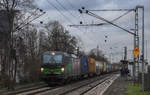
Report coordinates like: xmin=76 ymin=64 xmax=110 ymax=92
xmin=42 ymin=21 xmax=78 ymax=54
xmin=14 ymin=24 xmax=40 ymax=83
xmin=88 ymin=48 xmax=108 ymax=62
xmin=24 ymin=25 xmax=40 ymax=82
xmin=0 ymin=0 xmax=42 ymax=89
xmin=38 ymin=30 xmax=47 ymax=55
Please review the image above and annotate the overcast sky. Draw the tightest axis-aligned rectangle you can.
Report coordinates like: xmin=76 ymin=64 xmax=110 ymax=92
xmin=34 ymin=0 xmax=150 ymax=63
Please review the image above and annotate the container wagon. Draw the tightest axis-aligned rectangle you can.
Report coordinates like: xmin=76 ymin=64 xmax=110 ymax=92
xmin=102 ymin=62 xmax=107 ymax=73
xmin=88 ymin=58 xmax=96 ymax=76
xmin=80 ymin=56 xmax=89 ymax=78
xmin=95 ymin=61 xmax=103 ymax=75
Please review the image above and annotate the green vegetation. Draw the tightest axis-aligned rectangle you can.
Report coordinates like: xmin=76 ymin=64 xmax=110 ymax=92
xmin=127 ymin=83 xmax=150 ymax=95
xmin=0 ymin=88 xmax=7 ymax=92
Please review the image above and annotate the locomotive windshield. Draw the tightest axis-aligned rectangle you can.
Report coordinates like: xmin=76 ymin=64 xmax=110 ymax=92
xmin=43 ymin=54 xmax=62 ymax=64
xmin=53 ymin=55 xmax=62 ymax=63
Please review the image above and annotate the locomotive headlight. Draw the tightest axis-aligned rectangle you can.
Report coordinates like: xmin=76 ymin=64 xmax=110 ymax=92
xmin=51 ymin=52 xmax=55 ymax=55
xmin=61 ymin=67 xmax=65 ymax=72
xmin=41 ymin=68 xmax=44 ymax=72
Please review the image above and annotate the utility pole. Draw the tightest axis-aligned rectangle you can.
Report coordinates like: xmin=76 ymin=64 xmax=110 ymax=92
xmin=141 ymin=6 xmax=145 ymax=92
xmin=134 ymin=6 xmax=145 ymax=91
xmin=124 ymin=46 xmax=127 ymax=61
xmin=77 ymin=47 xmax=79 ymax=57
xmin=97 ymin=45 xmax=99 ymax=56
xmin=146 ymin=40 xmax=147 ymax=60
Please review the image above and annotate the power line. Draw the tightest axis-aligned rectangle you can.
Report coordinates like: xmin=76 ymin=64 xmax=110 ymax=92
xmin=89 ymin=9 xmax=135 ymax=11
xmin=47 ymin=0 xmax=96 ymax=46
xmin=65 ymin=0 xmax=76 ymax=9
xmin=48 ymin=0 xmax=88 ymax=38
xmin=69 ymin=10 xmax=133 ymax=27
xmin=47 ymin=0 xmax=74 ymax=24
xmin=64 ymin=0 xmax=82 ymax=18
xmin=55 ymin=0 xmax=78 ymax=19
xmin=111 ymin=10 xmax=133 ymax=22
xmin=64 ymin=0 xmax=87 ymax=27
xmin=84 ymin=10 xmax=135 ymax=35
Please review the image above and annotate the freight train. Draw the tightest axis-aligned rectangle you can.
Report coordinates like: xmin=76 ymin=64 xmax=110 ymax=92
xmin=40 ymin=51 xmax=119 ymax=83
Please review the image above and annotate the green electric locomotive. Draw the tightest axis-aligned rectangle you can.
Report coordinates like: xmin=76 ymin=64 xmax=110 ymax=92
xmin=40 ymin=51 xmax=80 ymax=83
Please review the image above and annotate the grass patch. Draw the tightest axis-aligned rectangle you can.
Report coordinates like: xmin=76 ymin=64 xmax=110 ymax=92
xmin=127 ymin=83 xmax=150 ymax=95
xmin=0 ymin=88 xmax=8 ymax=92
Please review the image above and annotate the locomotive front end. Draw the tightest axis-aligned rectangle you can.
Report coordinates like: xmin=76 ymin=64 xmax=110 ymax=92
xmin=40 ymin=51 xmax=66 ymax=82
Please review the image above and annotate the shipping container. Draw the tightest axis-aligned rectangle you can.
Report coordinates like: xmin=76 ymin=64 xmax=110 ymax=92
xmin=95 ymin=61 xmax=103 ymax=75
xmin=103 ymin=62 xmax=108 ymax=73
xmin=111 ymin=64 xmax=114 ymax=72
xmin=107 ymin=64 xmax=111 ymax=72
xmin=73 ymin=58 xmax=81 ymax=77
xmin=88 ymin=58 xmax=96 ymax=76
xmin=80 ymin=56 xmax=89 ymax=77
xmin=99 ymin=62 xmax=103 ymax=73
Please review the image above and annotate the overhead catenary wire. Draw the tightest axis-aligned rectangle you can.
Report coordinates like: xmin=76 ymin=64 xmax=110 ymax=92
xmin=89 ymin=9 xmax=135 ymax=11
xmin=111 ymin=10 xmax=133 ymax=23
xmin=47 ymin=0 xmax=81 ymax=30
xmin=15 ymin=8 xmax=41 ymax=31
xmin=62 ymin=0 xmax=89 ymax=28
xmin=65 ymin=0 xmax=76 ymax=10
xmin=85 ymin=10 xmax=135 ymax=35
xmin=46 ymin=0 xmax=88 ymax=38
xmin=15 ymin=12 xmax=46 ymax=32
xmin=64 ymin=0 xmax=82 ymax=18
xmin=75 ymin=7 xmax=137 ymax=63
xmin=55 ymin=0 xmax=78 ymax=20
xmin=47 ymin=0 xmax=74 ymax=25
xmin=69 ymin=10 xmax=133 ymax=27
xmin=76 ymin=8 xmax=135 ymax=55
xmin=47 ymin=0 xmax=100 ymax=49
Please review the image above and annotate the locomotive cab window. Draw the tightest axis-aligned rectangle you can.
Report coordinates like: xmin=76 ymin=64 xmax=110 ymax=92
xmin=43 ymin=54 xmax=51 ymax=63
xmin=43 ymin=54 xmax=62 ymax=64
xmin=53 ymin=55 xmax=62 ymax=63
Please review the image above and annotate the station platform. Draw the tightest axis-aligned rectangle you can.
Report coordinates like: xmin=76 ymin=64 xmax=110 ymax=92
xmin=103 ymin=76 xmax=127 ymax=95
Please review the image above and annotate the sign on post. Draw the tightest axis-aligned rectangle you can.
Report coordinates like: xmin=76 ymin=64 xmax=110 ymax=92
xmin=133 ymin=46 xmax=140 ymax=55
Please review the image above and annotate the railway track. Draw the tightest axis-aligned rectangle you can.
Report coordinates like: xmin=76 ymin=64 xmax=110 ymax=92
xmin=81 ymin=74 xmax=119 ymax=95
xmin=2 ymin=73 xmax=118 ymax=95
xmin=33 ymin=73 xmax=117 ymax=95
xmin=2 ymin=83 xmax=49 ymax=95
xmin=16 ymin=87 xmax=56 ymax=95
xmin=59 ymin=77 xmax=110 ymax=95
xmin=59 ymin=74 xmax=117 ymax=95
